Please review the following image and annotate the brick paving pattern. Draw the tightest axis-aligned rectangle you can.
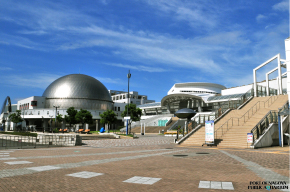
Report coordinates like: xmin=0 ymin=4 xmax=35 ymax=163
xmin=0 ymin=134 xmax=289 ymax=192
xmin=83 ymin=135 xmax=175 ymax=148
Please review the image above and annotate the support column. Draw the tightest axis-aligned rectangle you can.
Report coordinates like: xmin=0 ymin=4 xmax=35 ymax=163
xmin=253 ymin=69 xmax=257 ymax=97
xmin=197 ymin=100 xmax=203 ymax=112
xmin=277 ymin=53 xmax=282 ymax=95
xmin=187 ymin=100 xmax=192 ymax=109
xmin=62 ymin=120 xmax=65 ymax=129
xmin=43 ymin=119 xmax=48 ymax=132
xmin=166 ymin=104 xmax=170 ymax=114
xmin=96 ymin=120 xmax=99 ymax=131
xmin=285 ymin=38 xmax=290 ymax=103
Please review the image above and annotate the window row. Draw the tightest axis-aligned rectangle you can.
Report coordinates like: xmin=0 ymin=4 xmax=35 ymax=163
xmin=112 ymin=94 xmax=146 ymax=100
xmin=180 ymin=90 xmax=217 ymax=94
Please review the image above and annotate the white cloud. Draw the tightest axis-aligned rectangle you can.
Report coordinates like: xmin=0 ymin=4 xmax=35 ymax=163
xmin=256 ymin=14 xmax=267 ymax=22
xmin=273 ymin=0 xmax=289 ymax=12
xmin=0 ymin=0 xmax=288 ymax=88
xmin=0 ymin=73 xmax=61 ymax=89
xmin=0 ymin=67 xmax=12 ymax=71
xmin=94 ymin=76 xmax=124 ymax=84
xmin=143 ymin=0 xmax=217 ymax=29
xmin=0 ymin=33 xmax=40 ymax=50
xmin=105 ymin=63 xmax=167 ymax=72
xmin=19 ymin=30 xmax=48 ymax=35
xmin=100 ymin=0 xmax=110 ymax=5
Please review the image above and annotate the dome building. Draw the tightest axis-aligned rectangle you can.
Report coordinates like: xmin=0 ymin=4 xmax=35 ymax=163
xmin=3 ymin=74 xmax=120 ymax=132
xmin=42 ymin=74 xmax=113 ymax=110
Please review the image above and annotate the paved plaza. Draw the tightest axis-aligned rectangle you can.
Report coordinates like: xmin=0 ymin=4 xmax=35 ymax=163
xmin=0 ymin=134 xmax=289 ymax=192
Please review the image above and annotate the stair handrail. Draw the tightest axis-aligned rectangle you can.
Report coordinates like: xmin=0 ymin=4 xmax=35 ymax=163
xmin=165 ymin=118 xmax=172 ymax=126
xmin=176 ymin=124 xmax=202 ymax=144
xmin=250 ymin=110 xmax=278 ymax=143
xmin=235 ymin=94 xmax=279 ymax=125
xmin=175 ymin=109 xmax=231 ymax=143
xmin=278 ymin=100 xmax=289 ymax=113
xmin=214 ymin=95 xmax=279 ymax=139
xmin=168 ymin=120 xmax=179 ymax=130
xmin=237 ymin=96 xmax=253 ymax=110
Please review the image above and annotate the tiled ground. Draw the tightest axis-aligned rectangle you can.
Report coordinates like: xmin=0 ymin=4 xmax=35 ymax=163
xmin=0 ymin=136 xmax=289 ymax=192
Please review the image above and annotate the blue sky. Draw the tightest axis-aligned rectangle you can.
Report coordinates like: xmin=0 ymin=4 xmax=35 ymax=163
xmin=0 ymin=0 xmax=289 ymax=104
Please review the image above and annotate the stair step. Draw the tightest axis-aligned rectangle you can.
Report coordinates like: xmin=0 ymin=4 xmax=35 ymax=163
xmin=181 ymin=95 xmax=288 ymax=148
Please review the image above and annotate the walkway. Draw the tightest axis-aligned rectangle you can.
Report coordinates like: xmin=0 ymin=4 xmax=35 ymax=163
xmin=0 ymin=135 xmax=288 ymax=191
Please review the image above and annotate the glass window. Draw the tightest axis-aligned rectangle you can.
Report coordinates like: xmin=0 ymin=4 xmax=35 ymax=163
xmin=31 ymin=101 xmax=37 ymax=106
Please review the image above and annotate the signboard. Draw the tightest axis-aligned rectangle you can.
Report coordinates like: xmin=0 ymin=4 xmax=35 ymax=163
xmin=205 ymin=120 xmax=214 ymax=142
xmin=247 ymin=133 xmax=253 ymax=143
xmin=124 ymin=116 xmax=131 ymax=120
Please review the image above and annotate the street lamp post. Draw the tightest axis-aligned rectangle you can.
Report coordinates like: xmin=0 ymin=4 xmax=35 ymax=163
xmin=53 ymin=106 xmax=60 ymax=131
xmin=42 ymin=116 xmax=44 ymax=133
xmin=49 ymin=115 xmax=53 ymax=133
xmin=22 ymin=107 xmax=25 ymax=131
xmin=126 ymin=70 xmax=131 ymax=135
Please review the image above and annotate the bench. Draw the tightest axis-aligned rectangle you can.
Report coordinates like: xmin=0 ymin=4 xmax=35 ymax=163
xmin=81 ymin=129 xmax=91 ymax=134
xmin=164 ymin=131 xmax=177 ymax=135
xmin=76 ymin=129 xmax=84 ymax=133
xmin=63 ymin=129 xmax=68 ymax=133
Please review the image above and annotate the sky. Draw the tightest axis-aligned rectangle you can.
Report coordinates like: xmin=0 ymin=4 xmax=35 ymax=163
xmin=0 ymin=0 xmax=289 ymax=104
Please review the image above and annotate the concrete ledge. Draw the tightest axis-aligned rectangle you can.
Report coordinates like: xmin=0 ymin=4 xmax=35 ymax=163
xmin=99 ymin=133 xmax=120 ymax=139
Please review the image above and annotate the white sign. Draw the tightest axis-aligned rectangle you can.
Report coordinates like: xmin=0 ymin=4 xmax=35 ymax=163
xmin=205 ymin=120 xmax=214 ymax=142
xmin=124 ymin=116 xmax=131 ymax=120
xmin=247 ymin=133 xmax=253 ymax=143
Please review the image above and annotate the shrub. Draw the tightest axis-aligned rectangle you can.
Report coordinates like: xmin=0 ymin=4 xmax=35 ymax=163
xmin=53 ymin=128 xmax=59 ymax=133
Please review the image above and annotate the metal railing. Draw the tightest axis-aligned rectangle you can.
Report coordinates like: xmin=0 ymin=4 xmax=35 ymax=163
xmin=214 ymin=95 xmax=279 ymax=139
xmin=278 ymin=101 xmax=289 ymax=114
xmin=192 ymin=114 xmax=215 ymax=124
xmin=0 ymin=135 xmax=78 ymax=149
xmin=165 ymin=118 xmax=172 ymax=126
xmin=168 ymin=120 xmax=179 ymax=130
xmin=175 ymin=115 xmax=216 ymax=142
xmin=250 ymin=110 xmax=278 ymax=142
xmin=176 ymin=123 xmax=202 ymax=144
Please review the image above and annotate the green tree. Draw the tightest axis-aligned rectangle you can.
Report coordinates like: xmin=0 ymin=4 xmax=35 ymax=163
xmin=65 ymin=107 xmax=78 ymax=130
xmin=55 ymin=114 xmax=63 ymax=128
xmin=100 ymin=109 xmax=117 ymax=132
xmin=121 ymin=104 xmax=142 ymax=133
xmin=56 ymin=114 xmax=63 ymax=123
xmin=9 ymin=110 xmax=23 ymax=128
xmin=75 ymin=109 xmax=93 ymax=129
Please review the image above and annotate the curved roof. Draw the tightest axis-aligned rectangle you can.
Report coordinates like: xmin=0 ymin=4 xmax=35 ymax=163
xmin=161 ymin=94 xmax=202 ymax=106
xmin=174 ymin=82 xmax=226 ymax=89
xmin=42 ymin=74 xmax=112 ymax=102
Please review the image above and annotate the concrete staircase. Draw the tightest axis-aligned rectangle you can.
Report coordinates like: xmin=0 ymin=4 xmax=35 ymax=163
xmin=181 ymin=95 xmax=288 ymax=148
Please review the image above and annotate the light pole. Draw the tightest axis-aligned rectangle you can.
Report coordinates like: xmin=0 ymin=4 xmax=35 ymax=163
xmin=126 ymin=70 xmax=131 ymax=135
xmin=53 ymin=105 xmax=60 ymax=132
xmin=42 ymin=116 xmax=44 ymax=133
xmin=49 ymin=115 xmax=53 ymax=133
xmin=22 ymin=107 xmax=25 ymax=131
